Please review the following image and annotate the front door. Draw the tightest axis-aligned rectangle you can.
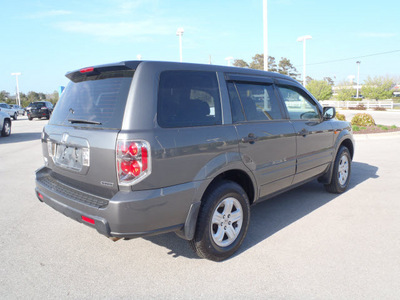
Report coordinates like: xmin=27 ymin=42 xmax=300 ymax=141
xmin=276 ymin=83 xmax=335 ymax=185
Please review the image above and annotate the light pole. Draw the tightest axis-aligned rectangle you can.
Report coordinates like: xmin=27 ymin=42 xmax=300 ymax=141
xmin=297 ymin=35 xmax=312 ymax=86
xmin=225 ymin=57 xmax=233 ymax=66
xmin=176 ymin=27 xmax=184 ymax=62
xmin=263 ymin=0 xmax=268 ymax=71
xmin=11 ymin=73 xmax=21 ymax=106
xmin=356 ymin=61 xmax=361 ymax=98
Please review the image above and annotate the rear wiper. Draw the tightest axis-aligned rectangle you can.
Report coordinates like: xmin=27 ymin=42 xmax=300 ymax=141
xmin=68 ymin=119 xmax=102 ymax=125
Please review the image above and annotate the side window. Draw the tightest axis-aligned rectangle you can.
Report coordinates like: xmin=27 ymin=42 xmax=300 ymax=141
xmin=227 ymin=82 xmax=245 ymax=123
xmin=277 ymin=85 xmax=320 ymax=120
xmin=228 ymin=82 xmax=283 ymax=122
xmin=158 ymin=71 xmax=222 ymax=128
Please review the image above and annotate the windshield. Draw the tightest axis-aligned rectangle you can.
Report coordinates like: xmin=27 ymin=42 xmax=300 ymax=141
xmin=50 ymin=70 xmax=134 ymax=129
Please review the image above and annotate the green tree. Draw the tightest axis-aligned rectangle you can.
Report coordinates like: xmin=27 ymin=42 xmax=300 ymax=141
xmin=233 ymin=59 xmax=249 ymax=68
xmin=48 ymin=91 xmax=59 ymax=104
xmin=277 ymin=57 xmax=299 ymax=80
xmin=233 ymin=54 xmax=277 ymax=72
xmin=323 ymin=77 xmax=335 ymax=86
xmin=0 ymin=90 xmax=10 ymax=102
xmin=361 ymin=76 xmax=394 ymax=99
xmin=306 ymin=80 xmax=333 ymax=100
xmin=335 ymin=81 xmax=356 ymax=101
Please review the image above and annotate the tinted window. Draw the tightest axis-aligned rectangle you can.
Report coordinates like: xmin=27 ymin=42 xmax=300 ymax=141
xmin=29 ymin=102 xmax=46 ymax=108
xmin=227 ymin=82 xmax=245 ymax=123
xmin=158 ymin=71 xmax=222 ymax=128
xmin=277 ymin=85 xmax=320 ymax=120
xmin=227 ymin=82 xmax=283 ymax=122
xmin=49 ymin=71 xmax=134 ymax=129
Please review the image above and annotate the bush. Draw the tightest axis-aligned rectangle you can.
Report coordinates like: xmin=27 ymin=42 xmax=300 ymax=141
xmin=373 ymin=107 xmax=386 ymax=111
xmin=351 ymin=113 xmax=376 ymax=126
xmin=349 ymin=104 xmax=366 ymax=110
xmin=335 ymin=113 xmax=346 ymax=121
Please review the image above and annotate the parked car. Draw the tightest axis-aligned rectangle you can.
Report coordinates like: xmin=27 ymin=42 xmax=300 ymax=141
xmin=0 ymin=102 xmax=18 ymax=120
xmin=11 ymin=104 xmax=25 ymax=116
xmin=26 ymin=101 xmax=54 ymax=120
xmin=35 ymin=61 xmax=354 ymax=261
xmin=0 ymin=110 xmax=11 ymax=137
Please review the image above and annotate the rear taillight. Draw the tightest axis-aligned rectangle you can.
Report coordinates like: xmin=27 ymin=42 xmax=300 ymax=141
xmin=116 ymin=140 xmax=151 ymax=186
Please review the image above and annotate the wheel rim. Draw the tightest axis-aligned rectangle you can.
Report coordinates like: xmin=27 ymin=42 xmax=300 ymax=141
xmin=211 ymin=197 xmax=243 ymax=247
xmin=338 ymin=154 xmax=349 ymax=186
xmin=4 ymin=122 xmax=10 ymax=135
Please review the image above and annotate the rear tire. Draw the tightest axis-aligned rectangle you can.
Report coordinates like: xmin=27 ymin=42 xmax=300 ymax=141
xmin=325 ymin=146 xmax=351 ymax=194
xmin=13 ymin=113 xmax=17 ymax=120
xmin=28 ymin=115 xmax=33 ymax=121
xmin=1 ymin=119 xmax=11 ymax=137
xmin=190 ymin=180 xmax=250 ymax=261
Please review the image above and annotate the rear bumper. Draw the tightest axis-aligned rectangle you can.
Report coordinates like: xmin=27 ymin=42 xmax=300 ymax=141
xmin=28 ymin=111 xmax=49 ymax=118
xmin=35 ymin=167 xmax=200 ymax=239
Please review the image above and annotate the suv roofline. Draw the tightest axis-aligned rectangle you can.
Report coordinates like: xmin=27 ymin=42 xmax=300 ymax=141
xmin=66 ymin=60 xmax=300 ymax=84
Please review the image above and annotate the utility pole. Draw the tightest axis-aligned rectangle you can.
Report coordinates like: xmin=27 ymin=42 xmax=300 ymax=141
xmin=176 ymin=27 xmax=184 ymax=62
xmin=11 ymin=73 xmax=21 ymax=106
xmin=356 ymin=61 xmax=361 ymax=98
xmin=263 ymin=0 xmax=268 ymax=71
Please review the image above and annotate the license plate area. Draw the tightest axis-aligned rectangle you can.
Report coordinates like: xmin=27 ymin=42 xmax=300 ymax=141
xmin=53 ymin=144 xmax=90 ymax=172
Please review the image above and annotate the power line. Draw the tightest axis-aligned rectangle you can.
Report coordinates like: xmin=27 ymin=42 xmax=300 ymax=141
xmin=303 ymin=49 xmax=400 ymax=67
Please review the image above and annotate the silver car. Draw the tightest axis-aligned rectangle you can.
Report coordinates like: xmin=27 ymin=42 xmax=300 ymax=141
xmin=11 ymin=105 xmax=25 ymax=116
xmin=0 ymin=110 xmax=11 ymax=137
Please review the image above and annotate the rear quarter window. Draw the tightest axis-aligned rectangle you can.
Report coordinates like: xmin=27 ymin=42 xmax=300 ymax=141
xmin=157 ymin=71 xmax=222 ymax=128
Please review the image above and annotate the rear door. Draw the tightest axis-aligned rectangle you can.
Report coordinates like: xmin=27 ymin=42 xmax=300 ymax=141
xmin=275 ymin=81 xmax=334 ymax=184
xmin=226 ymin=75 xmax=296 ymax=198
xmin=43 ymin=67 xmax=135 ymax=197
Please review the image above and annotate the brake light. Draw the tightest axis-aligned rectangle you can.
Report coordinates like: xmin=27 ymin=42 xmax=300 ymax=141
xmin=80 ymin=67 xmax=94 ymax=73
xmin=116 ymin=140 xmax=151 ymax=186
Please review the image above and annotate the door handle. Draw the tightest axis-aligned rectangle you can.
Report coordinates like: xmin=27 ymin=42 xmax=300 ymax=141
xmin=242 ymin=133 xmax=258 ymax=144
xmin=298 ymin=128 xmax=309 ymax=137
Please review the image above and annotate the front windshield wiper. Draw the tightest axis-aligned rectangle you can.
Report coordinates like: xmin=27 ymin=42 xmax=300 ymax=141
xmin=68 ymin=119 xmax=102 ymax=125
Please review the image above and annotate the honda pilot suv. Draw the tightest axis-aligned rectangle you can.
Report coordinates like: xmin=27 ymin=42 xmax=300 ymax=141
xmin=35 ymin=61 xmax=354 ymax=261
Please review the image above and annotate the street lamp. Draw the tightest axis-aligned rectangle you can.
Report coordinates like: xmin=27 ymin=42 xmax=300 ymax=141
xmin=356 ymin=61 xmax=361 ymax=98
xmin=263 ymin=0 xmax=268 ymax=71
xmin=225 ymin=57 xmax=233 ymax=66
xmin=176 ymin=27 xmax=184 ymax=62
xmin=11 ymin=72 xmax=21 ymax=106
xmin=297 ymin=35 xmax=312 ymax=86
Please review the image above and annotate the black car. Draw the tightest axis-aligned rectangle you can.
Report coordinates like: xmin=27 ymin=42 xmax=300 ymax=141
xmin=26 ymin=101 xmax=54 ymax=120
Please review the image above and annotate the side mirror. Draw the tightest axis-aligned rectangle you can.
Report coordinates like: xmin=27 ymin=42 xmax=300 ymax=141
xmin=323 ymin=106 xmax=336 ymax=120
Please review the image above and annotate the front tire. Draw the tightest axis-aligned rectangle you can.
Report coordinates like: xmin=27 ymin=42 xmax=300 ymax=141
xmin=13 ymin=112 xmax=17 ymax=120
xmin=325 ymin=146 xmax=351 ymax=193
xmin=190 ymin=181 xmax=250 ymax=261
xmin=1 ymin=119 xmax=11 ymax=137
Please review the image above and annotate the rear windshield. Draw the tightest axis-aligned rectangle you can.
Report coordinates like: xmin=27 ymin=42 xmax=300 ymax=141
xmin=49 ymin=70 xmax=134 ymax=129
xmin=29 ymin=102 xmax=46 ymax=108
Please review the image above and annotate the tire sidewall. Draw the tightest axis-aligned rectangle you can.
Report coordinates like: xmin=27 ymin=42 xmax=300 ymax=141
xmin=334 ymin=147 xmax=351 ymax=192
xmin=194 ymin=181 xmax=250 ymax=260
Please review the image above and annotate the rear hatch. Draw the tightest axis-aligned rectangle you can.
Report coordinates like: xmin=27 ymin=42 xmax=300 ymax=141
xmin=42 ymin=63 xmax=139 ymax=197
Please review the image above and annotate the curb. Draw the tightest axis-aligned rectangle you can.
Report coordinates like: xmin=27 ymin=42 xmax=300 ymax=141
xmin=354 ymin=131 xmax=400 ymax=141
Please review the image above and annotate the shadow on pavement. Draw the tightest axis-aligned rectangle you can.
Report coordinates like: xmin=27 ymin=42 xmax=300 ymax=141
xmin=0 ymin=132 xmax=41 ymax=144
xmin=122 ymin=162 xmax=379 ymax=260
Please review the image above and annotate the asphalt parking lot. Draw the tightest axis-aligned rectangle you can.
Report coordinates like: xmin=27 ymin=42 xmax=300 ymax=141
xmin=1 ymin=117 xmax=400 ymax=299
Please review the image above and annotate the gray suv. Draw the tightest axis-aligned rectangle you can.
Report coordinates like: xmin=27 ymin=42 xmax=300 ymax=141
xmin=35 ymin=61 xmax=354 ymax=261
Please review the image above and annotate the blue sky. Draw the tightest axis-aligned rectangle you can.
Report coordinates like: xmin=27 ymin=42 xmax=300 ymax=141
xmin=1 ymin=0 xmax=399 ymax=94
